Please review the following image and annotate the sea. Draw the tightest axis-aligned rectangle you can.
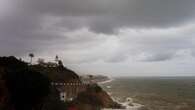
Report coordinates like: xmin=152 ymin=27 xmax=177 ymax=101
xmin=100 ymin=76 xmax=195 ymax=110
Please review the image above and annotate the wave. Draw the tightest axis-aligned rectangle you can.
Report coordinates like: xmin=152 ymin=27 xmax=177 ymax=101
xmin=98 ymin=78 xmax=114 ymax=84
xmin=100 ymin=78 xmax=144 ymax=110
xmin=103 ymin=97 xmax=143 ymax=110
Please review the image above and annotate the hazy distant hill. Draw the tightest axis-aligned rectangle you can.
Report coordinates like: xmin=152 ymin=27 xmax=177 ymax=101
xmin=81 ymin=74 xmax=110 ymax=83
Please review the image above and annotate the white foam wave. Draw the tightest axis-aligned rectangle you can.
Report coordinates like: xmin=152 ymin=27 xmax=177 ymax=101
xmin=98 ymin=78 xmax=114 ymax=84
xmin=100 ymin=79 xmax=144 ymax=110
xmin=103 ymin=97 xmax=144 ymax=110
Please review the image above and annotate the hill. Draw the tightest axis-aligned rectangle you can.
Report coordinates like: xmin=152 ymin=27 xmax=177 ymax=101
xmin=0 ymin=56 xmax=123 ymax=110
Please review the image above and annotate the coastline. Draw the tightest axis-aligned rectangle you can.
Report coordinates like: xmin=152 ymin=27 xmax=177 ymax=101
xmin=100 ymin=78 xmax=144 ymax=110
xmin=98 ymin=78 xmax=114 ymax=84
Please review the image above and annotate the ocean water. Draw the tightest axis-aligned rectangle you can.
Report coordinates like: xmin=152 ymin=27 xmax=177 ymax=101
xmin=100 ymin=77 xmax=195 ymax=110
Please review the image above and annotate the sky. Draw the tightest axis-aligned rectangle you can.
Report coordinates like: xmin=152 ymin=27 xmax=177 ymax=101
xmin=1 ymin=0 xmax=195 ymax=76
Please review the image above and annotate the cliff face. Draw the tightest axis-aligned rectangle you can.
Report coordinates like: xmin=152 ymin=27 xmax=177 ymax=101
xmin=32 ymin=61 xmax=123 ymax=110
xmin=31 ymin=64 xmax=83 ymax=101
xmin=72 ymin=84 xmax=124 ymax=110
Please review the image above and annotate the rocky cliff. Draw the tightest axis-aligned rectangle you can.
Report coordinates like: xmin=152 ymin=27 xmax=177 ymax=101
xmin=0 ymin=56 xmax=122 ymax=110
xmin=72 ymin=84 xmax=124 ymax=110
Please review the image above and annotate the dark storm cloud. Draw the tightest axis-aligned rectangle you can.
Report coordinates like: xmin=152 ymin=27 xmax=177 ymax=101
xmin=24 ymin=0 xmax=195 ymax=33
xmin=1 ymin=0 xmax=195 ymax=62
xmin=1 ymin=0 xmax=195 ymax=38
xmin=1 ymin=0 xmax=195 ymax=75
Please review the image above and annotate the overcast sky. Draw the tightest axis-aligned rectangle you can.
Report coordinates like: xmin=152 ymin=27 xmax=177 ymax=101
xmin=1 ymin=0 xmax=195 ymax=76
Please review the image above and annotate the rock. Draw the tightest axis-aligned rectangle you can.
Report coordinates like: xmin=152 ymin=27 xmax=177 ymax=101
xmin=0 ymin=56 xmax=122 ymax=110
xmin=72 ymin=84 xmax=124 ymax=110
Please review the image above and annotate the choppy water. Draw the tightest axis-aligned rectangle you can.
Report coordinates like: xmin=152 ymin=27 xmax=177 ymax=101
xmin=100 ymin=77 xmax=195 ymax=110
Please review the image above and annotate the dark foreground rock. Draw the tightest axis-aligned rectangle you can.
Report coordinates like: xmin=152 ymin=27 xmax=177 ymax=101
xmin=0 ymin=56 xmax=50 ymax=110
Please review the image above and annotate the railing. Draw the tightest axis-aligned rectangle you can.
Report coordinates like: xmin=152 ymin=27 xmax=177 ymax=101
xmin=51 ymin=82 xmax=90 ymax=86
xmin=51 ymin=82 xmax=89 ymax=101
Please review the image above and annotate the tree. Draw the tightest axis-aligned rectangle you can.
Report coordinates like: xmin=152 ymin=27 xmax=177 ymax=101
xmin=29 ymin=53 xmax=34 ymax=64
xmin=55 ymin=55 xmax=59 ymax=63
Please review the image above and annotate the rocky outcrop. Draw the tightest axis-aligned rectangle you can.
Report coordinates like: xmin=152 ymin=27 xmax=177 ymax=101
xmin=72 ymin=84 xmax=124 ymax=110
xmin=0 ymin=56 xmax=82 ymax=110
xmin=0 ymin=56 xmax=122 ymax=110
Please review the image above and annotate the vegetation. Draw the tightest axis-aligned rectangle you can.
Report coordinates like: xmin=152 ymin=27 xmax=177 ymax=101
xmin=0 ymin=56 xmax=50 ymax=110
xmin=5 ymin=69 xmax=50 ymax=110
xmin=29 ymin=53 xmax=34 ymax=64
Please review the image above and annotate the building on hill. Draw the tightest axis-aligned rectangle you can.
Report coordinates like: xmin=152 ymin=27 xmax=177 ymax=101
xmin=32 ymin=60 xmax=88 ymax=102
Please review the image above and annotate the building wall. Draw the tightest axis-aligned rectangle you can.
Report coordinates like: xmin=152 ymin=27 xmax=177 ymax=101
xmin=52 ymin=82 xmax=88 ymax=101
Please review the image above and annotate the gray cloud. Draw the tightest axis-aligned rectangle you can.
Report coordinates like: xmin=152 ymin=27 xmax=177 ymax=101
xmin=1 ymin=0 xmax=195 ymax=75
xmin=34 ymin=0 xmax=195 ymax=32
xmin=6 ymin=0 xmax=195 ymax=34
xmin=141 ymin=53 xmax=175 ymax=62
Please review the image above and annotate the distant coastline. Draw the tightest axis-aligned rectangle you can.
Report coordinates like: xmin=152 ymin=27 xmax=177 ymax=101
xmin=98 ymin=78 xmax=114 ymax=84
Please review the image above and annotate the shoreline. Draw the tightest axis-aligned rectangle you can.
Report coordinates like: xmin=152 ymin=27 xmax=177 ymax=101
xmin=100 ymin=78 xmax=144 ymax=110
xmin=98 ymin=78 xmax=114 ymax=84
xmin=103 ymin=96 xmax=144 ymax=110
